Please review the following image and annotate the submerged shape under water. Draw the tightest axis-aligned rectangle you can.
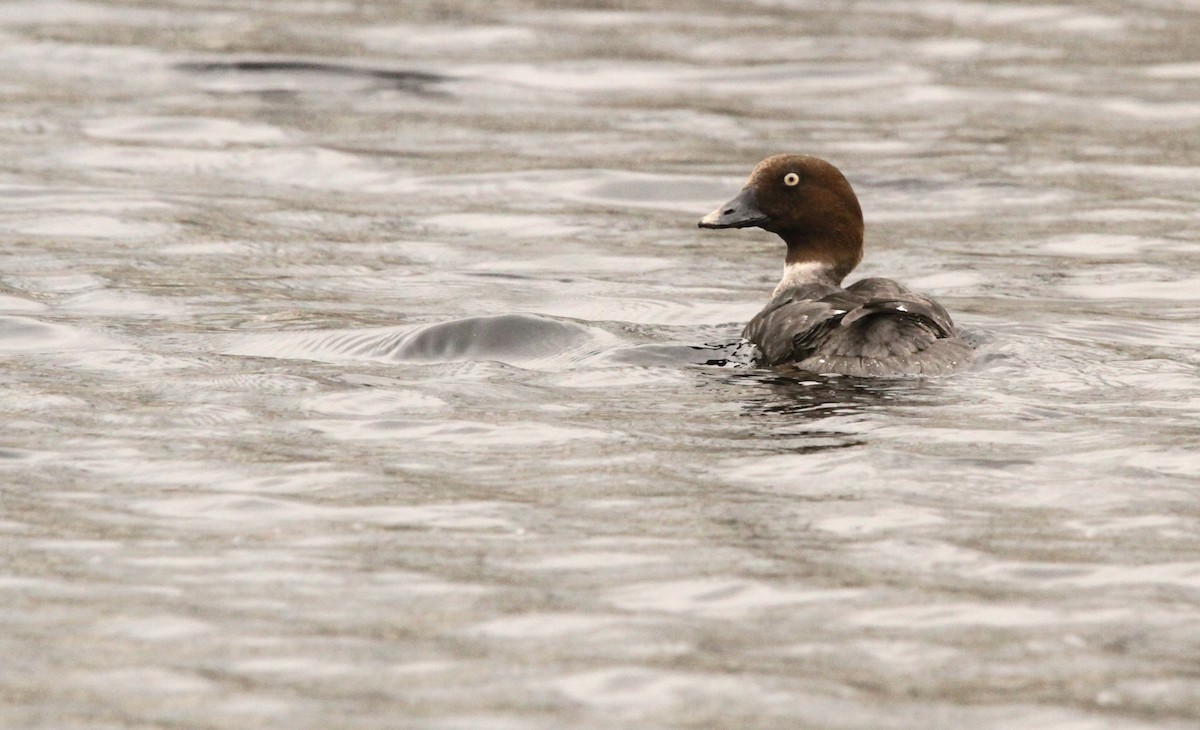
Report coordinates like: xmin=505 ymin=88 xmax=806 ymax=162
xmin=0 ymin=2 xmax=1199 ymax=730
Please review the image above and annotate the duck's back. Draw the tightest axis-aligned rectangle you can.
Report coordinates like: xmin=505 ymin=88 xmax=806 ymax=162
xmin=743 ymin=277 xmax=973 ymax=376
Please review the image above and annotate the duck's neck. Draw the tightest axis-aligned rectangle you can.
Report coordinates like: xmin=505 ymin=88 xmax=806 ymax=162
xmin=771 ymin=230 xmax=862 ymax=296
xmin=772 ymin=260 xmax=839 ymax=296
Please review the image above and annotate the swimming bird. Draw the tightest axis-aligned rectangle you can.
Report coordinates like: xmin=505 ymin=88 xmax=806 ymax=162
xmin=699 ymin=154 xmax=973 ymax=376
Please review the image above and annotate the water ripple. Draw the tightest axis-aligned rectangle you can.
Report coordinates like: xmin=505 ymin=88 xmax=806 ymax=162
xmin=224 ymin=313 xmax=620 ymax=368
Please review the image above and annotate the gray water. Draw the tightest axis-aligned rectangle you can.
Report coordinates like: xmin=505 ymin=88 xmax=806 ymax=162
xmin=2 ymin=1 xmax=1199 ymax=728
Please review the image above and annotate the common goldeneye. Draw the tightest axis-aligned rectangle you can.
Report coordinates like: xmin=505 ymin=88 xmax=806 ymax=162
xmin=700 ymin=154 xmax=973 ymax=376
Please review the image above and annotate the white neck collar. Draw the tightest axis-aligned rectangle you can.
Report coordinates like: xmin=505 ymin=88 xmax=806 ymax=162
xmin=772 ymin=260 xmax=837 ymax=296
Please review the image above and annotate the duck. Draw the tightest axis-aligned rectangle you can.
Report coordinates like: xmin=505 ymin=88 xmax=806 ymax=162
xmin=699 ymin=154 xmax=973 ymax=376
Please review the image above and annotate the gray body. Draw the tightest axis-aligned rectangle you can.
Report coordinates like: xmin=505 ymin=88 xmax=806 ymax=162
xmin=743 ymin=277 xmax=973 ymax=376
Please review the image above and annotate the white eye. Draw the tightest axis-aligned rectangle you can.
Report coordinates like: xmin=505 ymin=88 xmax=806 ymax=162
xmin=783 ymin=172 xmax=800 ymax=186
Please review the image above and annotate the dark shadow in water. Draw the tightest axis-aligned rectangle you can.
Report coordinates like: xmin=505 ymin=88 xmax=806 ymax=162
xmin=701 ymin=362 xmax=939 ymax=454
xmin=603 ymin=339 xmax=758 ymax=368
xmin=607 ymin=336 xmax=931 ymax=416
xmin=176 ymin=60 xmax=452 ymax=96
xmin=728 ymin=370 xmax=926 ymax=418
xmin=611 ymin=333 xmax=932 ymax=453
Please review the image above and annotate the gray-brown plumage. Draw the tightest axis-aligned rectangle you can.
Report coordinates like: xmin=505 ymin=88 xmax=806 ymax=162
xmin=700 ymin=155 xmax=973 ymax=376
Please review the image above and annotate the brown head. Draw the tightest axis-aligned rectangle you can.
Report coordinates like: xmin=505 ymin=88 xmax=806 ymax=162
xmin=699 ymin=154 xmax=865 ymax=285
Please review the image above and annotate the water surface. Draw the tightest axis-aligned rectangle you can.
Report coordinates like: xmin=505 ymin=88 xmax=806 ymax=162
xmin=1 ymin=1 xmax=1199 ymax=728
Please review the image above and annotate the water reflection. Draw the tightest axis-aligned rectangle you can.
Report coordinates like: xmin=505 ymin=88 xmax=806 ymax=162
xmin=4 ymin=1 xmax=1200 ymax=729
xmin=710 ymin=370 xmax=940 ymax=455
xmin=176 ymin=59 xmax=452 ymax=96
xmin=734 ymin=371 xmax=927 ymax=419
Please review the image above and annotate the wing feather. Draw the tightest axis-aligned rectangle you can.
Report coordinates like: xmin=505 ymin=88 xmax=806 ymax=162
xmin=742 ymin=277 xmax=972 ymax=375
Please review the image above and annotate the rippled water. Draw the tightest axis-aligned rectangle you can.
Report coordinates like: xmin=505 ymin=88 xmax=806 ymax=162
xmin=2 ymin=1 xmax=1199 ymax=728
